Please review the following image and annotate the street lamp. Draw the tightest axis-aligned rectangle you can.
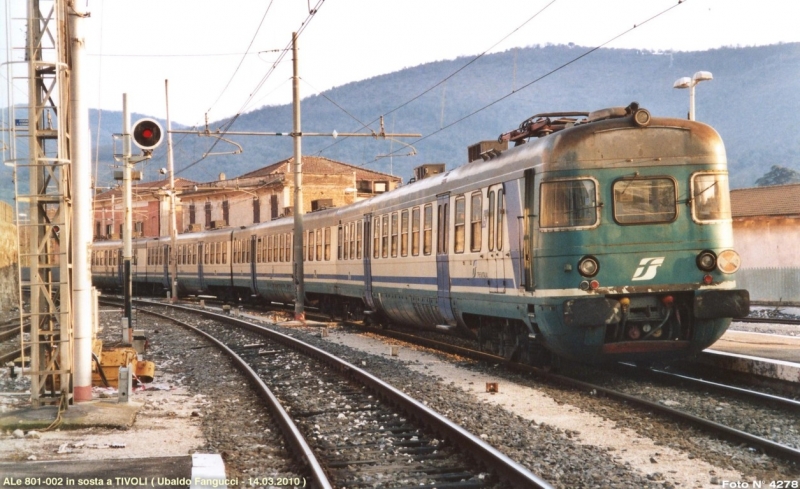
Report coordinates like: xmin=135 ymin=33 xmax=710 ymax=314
xmin=673 ymin=71 xmax=713 ymax=121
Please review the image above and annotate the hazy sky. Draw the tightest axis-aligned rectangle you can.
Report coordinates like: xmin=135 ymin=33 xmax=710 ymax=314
xmin=2 ymin=0 xmax=799 ymax=126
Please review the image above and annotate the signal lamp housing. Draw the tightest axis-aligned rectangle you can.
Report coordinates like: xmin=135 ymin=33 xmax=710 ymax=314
xmin=132 ymin=118 xmax=164 ymax=150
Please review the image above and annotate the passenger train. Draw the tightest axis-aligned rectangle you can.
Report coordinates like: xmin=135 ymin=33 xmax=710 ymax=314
xmin=92 ymin=103 xmax=750 ymax=364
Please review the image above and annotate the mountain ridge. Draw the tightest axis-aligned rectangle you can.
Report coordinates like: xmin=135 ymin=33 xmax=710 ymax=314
xmin=2 ymin=42 xmax=798 ymax=204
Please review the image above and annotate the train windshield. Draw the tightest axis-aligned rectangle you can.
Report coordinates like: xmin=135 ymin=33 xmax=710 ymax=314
xmin=613 ymin=177 xmax=677 ymax=224
xmin=540 ymin=179 xmax=598 ymax=229
xmin=691 ymin=172 xmax=732 ymax=222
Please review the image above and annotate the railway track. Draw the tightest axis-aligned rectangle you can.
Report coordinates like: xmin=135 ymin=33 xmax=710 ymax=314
xmin=327 ymin=318 xmax=800 ymax=464
xmin=736 ymin=316 xmax=800 ymax=326
xmin=122 ymin=299 xmax=553 ymax=489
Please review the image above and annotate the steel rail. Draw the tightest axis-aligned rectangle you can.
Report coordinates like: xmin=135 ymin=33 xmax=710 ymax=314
xmin=736 ymin=317 xmax=800 ymax=326
xmin=130 ymin=299 xmax=553 ymax=489
xmin=0 ymin=347 xmax=28 ymax=365
xmin=617 ymin=362 xmax=800 ymax=411
xmin=0 ymin=322 xmax=30 ymax=343
xmin=341 ymin=321 xmax=800 ymax=464
xmin=109 ymin=303 xmax=333 ymax=489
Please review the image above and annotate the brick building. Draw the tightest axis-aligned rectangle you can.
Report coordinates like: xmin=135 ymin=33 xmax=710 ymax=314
xmin=93 ymin=156 xmax=401 ymax=239
xmin=180 ymin=156 xmax=400 ymax=232
xmin=93 ymin=178 xmax=196 ymax=239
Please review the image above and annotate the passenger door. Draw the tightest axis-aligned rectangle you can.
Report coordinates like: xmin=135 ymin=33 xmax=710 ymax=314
xmin=436 ymin=194 xmax=456 ymax=325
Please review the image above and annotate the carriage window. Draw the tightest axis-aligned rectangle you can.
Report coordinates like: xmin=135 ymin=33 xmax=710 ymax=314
xmin=411 ymin=207 xmax=420 ymax=256
xmin=437 ymin=202 xmax=450 ymax=254
xmin=245 ymin=239 xmax=250 ymax=263
xmin=692 ymin=173 xmax=731 ymax=222
xmin=381 ymin=215 xmax=389 ymax=258
xmin=356 ymin=221 xmax=362 ymax=259
xmin=401 ymin=210 xmax=409 ymax=257
xmin=343 ymin=223 xmax=350 ymax=260
xmin=373 ymin=217 xmax=380 ymax=259
xmin=338 ymin=225 xmax=344 ymax=260
xmin=488 ymin=190 xmax=495 ymax=251
xmin=279 ymin=234 xmax=285 ymax=262
xmin=324 ymin=227 xmax=331 ymax=261
xmin=316 ymin=228 xmax=323 ymax=261
xmin=261 ymin=237 xmax=267 ymax=263
xmin=391 ymin=212 xmax=398 ymax=258
xmin=349 ymin=222 xmax=356 ymax=259
xmin=222 ymin=242 xmax=227 ymax=264
xmin=423 ymin=204 xmax=433 ymax=255
xmin=540 ymin=179 xmax=598 ymax=228
xmin=285 ymin=233 xmax=292 ymax=262
xmin=307 ymin=230 xmax=314 ymax=261
xmin=471 ymin=192 xmax=482 ymax=252
xmin=454 ymin=196 xmax=466 ymax=254
xmin=613 ymin=178 xmax=676 ymax=224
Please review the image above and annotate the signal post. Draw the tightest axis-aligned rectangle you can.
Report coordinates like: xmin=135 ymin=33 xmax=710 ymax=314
xmin=121 ymin=95 xmax=163 ymax=336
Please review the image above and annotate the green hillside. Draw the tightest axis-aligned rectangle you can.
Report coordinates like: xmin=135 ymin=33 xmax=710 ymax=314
xmin=3 ymin=42 xmax=799 ymax=204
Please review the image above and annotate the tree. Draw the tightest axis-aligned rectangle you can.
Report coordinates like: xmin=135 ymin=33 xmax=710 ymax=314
xmin=755 ymin=165 xmax=800 ymax=187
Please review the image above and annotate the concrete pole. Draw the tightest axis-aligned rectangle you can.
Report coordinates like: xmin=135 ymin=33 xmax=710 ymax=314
xmin=689 ymin=84 xmax=696 ymax=121
xmin=165 ymin=80 xmax=178 ymax=302
xmin=69 ymin=0 xmax=93 ymax=402
xmin=291 ymin=32 xmax=305 ymax=322
xmin=122 ymin=94 xmax=132 ymax=336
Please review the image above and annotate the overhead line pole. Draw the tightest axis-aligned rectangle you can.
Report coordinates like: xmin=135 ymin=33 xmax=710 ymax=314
xmin=172 ymin=33 xmax=419 ymax=323
xmin=165 ymin=80 xmax=178 ymax=302
xmin=291 ymin=32 xmax=304 ymax=322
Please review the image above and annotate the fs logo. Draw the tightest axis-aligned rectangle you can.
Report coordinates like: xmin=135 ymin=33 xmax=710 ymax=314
xmin=631 ymin=257 xmax=665 ymax=281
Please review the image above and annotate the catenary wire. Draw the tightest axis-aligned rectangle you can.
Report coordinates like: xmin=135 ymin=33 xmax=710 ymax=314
xmin=205 ymin=0 xmax=276 ymax=117
xmin=358 ymin=0 xmax=689 ymax=166
xmin=312 ymin=0 xmax=559 ymax=158
xmin=176 ymin=0 xmax=326 ymax=176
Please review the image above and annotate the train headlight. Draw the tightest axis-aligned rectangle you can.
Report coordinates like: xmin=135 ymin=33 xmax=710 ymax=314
xmin=716 ymin=250 xmax=741 ymax=274
xmin=696 ymin=250 xmax=716 ymax=272
xmin=578 ymin=256 xmax=600 ymax=277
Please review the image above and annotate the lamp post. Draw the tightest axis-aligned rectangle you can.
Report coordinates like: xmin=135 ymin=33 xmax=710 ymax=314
xmin=673 ymin=71 xmax=713 ymax=121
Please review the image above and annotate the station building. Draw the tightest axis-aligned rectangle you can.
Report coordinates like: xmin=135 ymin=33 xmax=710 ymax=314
xmin=730 ymin=183 xmax=800 ymax=305
xmin=93 ymin=156 xmax=401 ymax=239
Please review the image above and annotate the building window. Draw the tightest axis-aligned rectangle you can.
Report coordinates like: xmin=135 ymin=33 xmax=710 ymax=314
xmin=204 ymin=202 xmax=212 ymax=228
xmin=270 ymin=195 xmax=278 ymax=220
xmin=189 ymin=204 xmax=196 ymax=225
xmin=253 ymin=198 xmax=261 ymax=224
xmin=222 ymin=200 xmax=229 ymax=225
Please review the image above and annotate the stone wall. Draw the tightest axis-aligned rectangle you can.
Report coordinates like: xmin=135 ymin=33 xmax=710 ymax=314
xmin=0 ymin=202 xmax=19 ymax=312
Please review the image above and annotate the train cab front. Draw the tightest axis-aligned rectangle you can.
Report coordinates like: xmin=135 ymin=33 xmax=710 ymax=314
xmin=531 ymin=165 xmax=750 ymax=364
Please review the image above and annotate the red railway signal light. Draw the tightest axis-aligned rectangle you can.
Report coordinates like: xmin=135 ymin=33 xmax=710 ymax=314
xmin=132 ymin=118 xmax=164 ymax=150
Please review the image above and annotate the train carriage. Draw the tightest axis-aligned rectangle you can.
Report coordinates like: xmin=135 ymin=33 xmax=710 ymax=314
xmin=91 ymin=103 xmax=749 ymax=364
